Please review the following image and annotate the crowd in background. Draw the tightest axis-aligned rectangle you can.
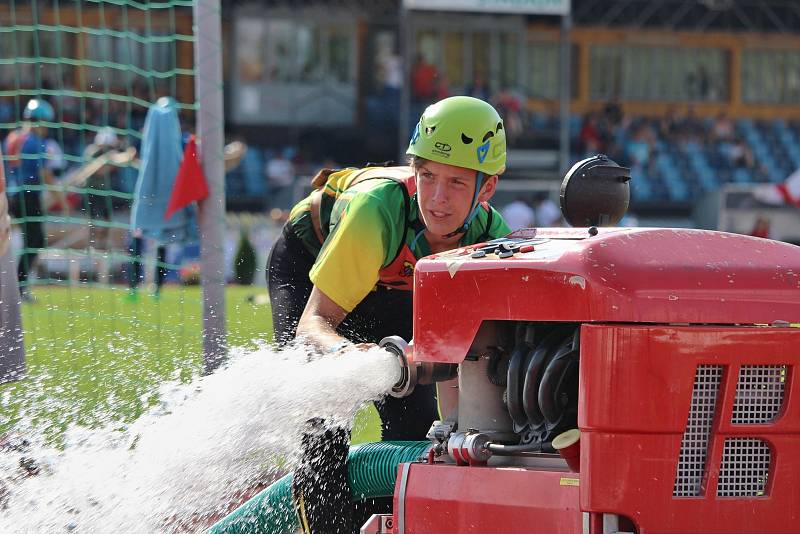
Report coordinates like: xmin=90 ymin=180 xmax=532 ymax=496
xmin=409 ymin=54 xmax=526 ymax=146
xmin=2 ymin=84 xmax=793 ymax=237
xmin=577 ymin=103 xmax=765 ymax=180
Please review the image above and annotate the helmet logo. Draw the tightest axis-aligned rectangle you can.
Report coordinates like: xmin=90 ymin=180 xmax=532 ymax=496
xmin=477 ymin=140 xmax=490 ymax=163
xmin=434 ymin=142 xmax=451 ymax=152
xmin=409 ymin=123 xmax=421 ymax=146
xmin=432 ymin=141 xmax=452 ymax=159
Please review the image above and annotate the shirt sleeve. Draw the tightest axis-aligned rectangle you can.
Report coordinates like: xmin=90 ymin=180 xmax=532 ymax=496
xmin=309 ymin=187 xmax=401 ymax=312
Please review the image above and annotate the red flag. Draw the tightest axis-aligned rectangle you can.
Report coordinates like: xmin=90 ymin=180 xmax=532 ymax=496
xmin=164 ymin=134 xmax=209 ymax=220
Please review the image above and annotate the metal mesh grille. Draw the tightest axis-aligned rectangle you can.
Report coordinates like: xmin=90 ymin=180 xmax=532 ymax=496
xmin=731 ymin=365 xmax=787 ymax=424
xmin=717 ymin=438 xmax=771 ymax=497
xmin=673 ymin=365 xmax=724 ymax=497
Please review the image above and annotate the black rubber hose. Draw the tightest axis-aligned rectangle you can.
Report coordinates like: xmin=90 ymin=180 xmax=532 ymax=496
xmin=522 ymin=327 xmax=572 ymax=428
xmin=506 ymin=341 xmax=532 ymax=429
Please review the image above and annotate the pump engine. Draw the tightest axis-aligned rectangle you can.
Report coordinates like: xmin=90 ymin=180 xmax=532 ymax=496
xmin=369 ymin=227 xmax=800 ymax=534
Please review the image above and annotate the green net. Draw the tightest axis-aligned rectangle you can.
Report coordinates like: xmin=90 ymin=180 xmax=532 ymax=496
xmin=0 ymin=1 xmax=266 ymax=445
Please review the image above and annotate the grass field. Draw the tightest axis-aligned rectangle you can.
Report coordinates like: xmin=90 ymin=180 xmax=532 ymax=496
xmin=0 ymin=284 xmax=380 ymax=445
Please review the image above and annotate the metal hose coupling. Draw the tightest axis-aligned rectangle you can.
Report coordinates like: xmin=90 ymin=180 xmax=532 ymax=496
xmin=379 ymin=336 xmax=458 ymax=398
xmin=379 ymin=336 xmax=417 ymax=398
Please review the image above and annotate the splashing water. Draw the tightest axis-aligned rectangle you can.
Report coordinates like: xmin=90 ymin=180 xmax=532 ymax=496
xmin=0 ymin=344 xmax=401 ymax=533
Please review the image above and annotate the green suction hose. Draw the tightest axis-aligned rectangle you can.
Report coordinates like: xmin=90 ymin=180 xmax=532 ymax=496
xmin=207 ymin=440 xmax=431 ymax=534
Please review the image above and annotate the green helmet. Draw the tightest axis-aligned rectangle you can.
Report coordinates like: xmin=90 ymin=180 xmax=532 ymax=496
xmin=407 ymin=96 xmax=507 ymax=176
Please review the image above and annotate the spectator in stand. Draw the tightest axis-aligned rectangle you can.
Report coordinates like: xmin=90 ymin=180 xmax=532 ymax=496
xmin=603 ymin=99 xmax=623 ymax=129
xmin=266 ymin=148 xmax=297 ymax=210
xmin=659 ymin=106 xmax=682 ymax=142
xmin=625 ymin=124 xmax=656 ymax=174
xmin=679 ymin=104 xmax=705 ymax=145
xmin=410 ymin=53 xmax=438 ymax=103
xmin=434 ymin=74 xmax=450 ymax=101
xmin=535 ymin=192 xmax=562 ymax=227
xmin=465 ymin=72 xmax=490 ymax=102
xmin=728 ymin=137 xmax=755 ymax=170
xmin=579 ymin=112 xmax=604 ymax=156
xmin=493 ymin=87 xmax=524 ymax=144
xmin=379 ymin=52 xmax=402 ymax=101
xmin=501 ymin=196 xmax=536 ymax=231
xmin=710 ymin=112 xmax=735 ymax=144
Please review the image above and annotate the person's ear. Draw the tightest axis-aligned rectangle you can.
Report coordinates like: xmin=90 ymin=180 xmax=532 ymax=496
xmin=477 ymin=174 xmax=498 ymax=203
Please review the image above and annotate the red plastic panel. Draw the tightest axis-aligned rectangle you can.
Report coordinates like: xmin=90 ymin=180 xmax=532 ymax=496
xmin=412 ymin=229 xmax=800 ymax=363
xmin=579 ymin=325 xmax=800 ymax=533
xmin=394 ymin=464 xmax=582 ymax=534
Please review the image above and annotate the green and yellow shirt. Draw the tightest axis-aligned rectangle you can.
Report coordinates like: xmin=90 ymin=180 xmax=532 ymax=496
xmin=289 ymin=166 xmax=510 ymax=312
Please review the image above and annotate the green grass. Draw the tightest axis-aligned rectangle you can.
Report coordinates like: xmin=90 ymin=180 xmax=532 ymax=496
xmin=0 ymin=284 xmax=380 ymax=445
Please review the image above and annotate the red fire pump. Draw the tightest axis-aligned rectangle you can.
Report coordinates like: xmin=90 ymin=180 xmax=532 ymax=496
xmin=369 ymin=226 xmax=800 ymax=534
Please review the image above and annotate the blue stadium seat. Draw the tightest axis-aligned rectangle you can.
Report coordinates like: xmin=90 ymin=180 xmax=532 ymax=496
xmin=773 ymin=119 xmax=800 ymax=170
xmin=630 ymin=165 xmax=653 ymax=202
xmin=732 ymin=167 xmax=750 ymax=183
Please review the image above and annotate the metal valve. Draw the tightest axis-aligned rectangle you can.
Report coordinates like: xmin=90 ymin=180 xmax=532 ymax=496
xmin=380 ymin=335 xmax=458 ymax=398
xmin=380 ymin=336 xmax=418 ymax=398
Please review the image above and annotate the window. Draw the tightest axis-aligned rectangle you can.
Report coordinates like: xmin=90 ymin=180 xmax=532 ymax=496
xmin=472 ymin=32 xmax=491 ymax=84
xmin=526 ymin=41 xmax=562 ymax=99
xmin=232 ymin=13 xmax=357 ymax=125
xmin=742 ymin=49 xmax=800 ymax=105
xmin=86 ymin=31 xmax=174 ymax=87
xmin=443 ymin=32 xmax=464 ymax=89
xmin=265 ymin=19 xmax=353 ymax=84
xmin=329 ymin=27 xmax=352 ymax=84
xmin=590 ymin=44 xmax=728 ymax=102
xmin=498 ymin=33 xmax=519 ymax=89
xmin=237 ymin=18 xmax=266 ymax=83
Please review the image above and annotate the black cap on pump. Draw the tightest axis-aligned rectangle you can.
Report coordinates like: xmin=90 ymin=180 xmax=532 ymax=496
xmin=559 ymin=154 xmax=631 ymax=227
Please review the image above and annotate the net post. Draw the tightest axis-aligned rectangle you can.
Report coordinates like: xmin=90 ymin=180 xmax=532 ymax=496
xmin=194 ymin=0 xmax=227 ymax=373
xmin=0 ymin=250 xmax=25 ymax=384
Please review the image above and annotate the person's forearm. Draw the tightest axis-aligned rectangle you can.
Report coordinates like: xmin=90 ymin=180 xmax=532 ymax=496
xmin=295 ymin=313 xmax=350 ymax=353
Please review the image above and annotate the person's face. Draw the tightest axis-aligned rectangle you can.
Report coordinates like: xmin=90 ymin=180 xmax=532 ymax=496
xmin=415 ymin=160 xmax=497 ymax=238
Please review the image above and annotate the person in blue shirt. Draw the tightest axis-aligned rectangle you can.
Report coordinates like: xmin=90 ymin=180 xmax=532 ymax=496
xmin=3 ymin=99 xmax=56 ymax=301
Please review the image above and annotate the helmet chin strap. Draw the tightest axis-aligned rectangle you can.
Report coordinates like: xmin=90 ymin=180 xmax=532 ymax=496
xmin=444 ymin=171 xmax=485 ymax=239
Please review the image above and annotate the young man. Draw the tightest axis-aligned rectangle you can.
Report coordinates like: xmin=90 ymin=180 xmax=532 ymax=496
xmin=3 ymin=99 xmax=56 ymax=301
xmin=267 ymin=96 xmax=511 ymax=533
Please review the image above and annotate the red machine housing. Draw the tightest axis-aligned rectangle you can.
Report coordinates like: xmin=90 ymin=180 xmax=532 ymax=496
xmin=392 ymin=228 xmax=800 ymax=534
